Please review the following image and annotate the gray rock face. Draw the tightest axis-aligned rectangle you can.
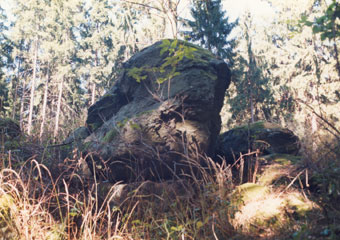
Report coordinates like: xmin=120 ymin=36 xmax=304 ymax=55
xmin=216 ymin=121 xmax=301 ymax=162
xmin=0 ymin=118 xmax=20 ymax=141
xmin=82 ymin=39 xmax=231 ymax=182
xmin=64 ymin=126 xmax=90 ymax=147
xmin=0 ymin=118 xmax=21 ymax=150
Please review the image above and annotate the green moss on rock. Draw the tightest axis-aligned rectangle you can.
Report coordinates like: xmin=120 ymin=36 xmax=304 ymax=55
xmin=88 ymin=122 xmax=102 ymax=132
xmin=81 ymin=141 xmax=92 ymax=152
xmin=217 ymin=121 xmax=301 ymax=164
xmin=231 ymin=183 xmax=316 ymax=234
xmin=264 ymin=153 xmax=301 ymax=165
xmin=103 ymin=128 xmax=119 ymax=143
xmin=258 ymin=154 xmax=301 ymax=186
xmin=285 ymin=192 xmax=313 ymax=217
xmin=235 ymin=183 xmax=269 ymax=203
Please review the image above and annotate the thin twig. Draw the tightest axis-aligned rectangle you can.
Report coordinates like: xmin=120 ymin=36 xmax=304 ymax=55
xmin=279 ymin=169 xmax=305 ymax=197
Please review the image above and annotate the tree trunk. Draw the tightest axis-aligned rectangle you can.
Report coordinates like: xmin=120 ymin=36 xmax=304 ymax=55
xmin=27 ymin=39 xmax=38 ymax=135
xmin=54 ymin=79 xmax=63 ymax=139
xmin=331 ymin=2 xmax=340 ymax=79
xmin=11 ymin=59 xmax=21 ymax=119
xmin=40 ymin=65 xmax=50 ymax=141
xmin=250 ymin=90 xmax=255 ymax=123
xmin=311 ymin=111 xmax=318 ymax=152
xmin=91 ymin=49 xmax=99 ymax=106
xmin=91 ymin=83 xmax=96 ymax=106
xmin=248 ymin=64 xmax=255 ymax=123
xmin=19 ymin=79 xmax=26 ymax=131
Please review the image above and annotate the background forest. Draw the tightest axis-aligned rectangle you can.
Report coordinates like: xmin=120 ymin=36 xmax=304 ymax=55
xmin=0 ymin=0 xmax=339 ymax=144
xmin=0 ymin=0 xmax=340 ymax=239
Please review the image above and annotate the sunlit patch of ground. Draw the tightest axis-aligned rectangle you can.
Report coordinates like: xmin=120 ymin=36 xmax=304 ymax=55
xmin=229 ymin=153 xmax=320 ymax=239
xmin=231 ymin=184 xmax=318 ymax=238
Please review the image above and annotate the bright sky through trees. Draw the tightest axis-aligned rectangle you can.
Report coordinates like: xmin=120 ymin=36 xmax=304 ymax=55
xmin=222 ymin=0 xmax=274 ymax=22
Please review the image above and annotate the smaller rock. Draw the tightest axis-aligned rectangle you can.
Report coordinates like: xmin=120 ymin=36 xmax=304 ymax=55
xmin=234 ymin=183 xmax=269 ymax=203
xmin=230 ymin=182 xmax=316 ymax=235
xmin=257 ymin=154 xmax=301 ymax=186
xmin=60 ymin=126 xmax=91 ymax=162
xmin=97 ymin=180 xmax=195 ymax=210
xmin=0 ymin=118 xmax=21 ymax=150
xmin=0 ymin=118 xmax=21 ymax=141
xmin=64 ymin=126 xmax=90 ymax=147
xmin=216 ymin=121 xmax=300 ymax=162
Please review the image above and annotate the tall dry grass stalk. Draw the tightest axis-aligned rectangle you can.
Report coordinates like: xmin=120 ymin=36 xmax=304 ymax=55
xmin=0 ymin=134 xmax=241 ymax=240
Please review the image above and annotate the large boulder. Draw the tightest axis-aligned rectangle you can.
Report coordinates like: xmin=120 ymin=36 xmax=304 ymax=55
xmin=0 ymin=118 xmax=21 ymax=150
xmin=216 ymin=121 xmax=300 ymax=162
xmin=0 ymin=118 xmax=20 ymax=140
xmin=81 ymin=39 xmax=231 ymax=182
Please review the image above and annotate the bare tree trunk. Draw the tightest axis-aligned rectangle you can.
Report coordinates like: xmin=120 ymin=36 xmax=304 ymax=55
xmin=311 ymin=111 xmax=318 ymax=152
xmin=27 ymin=39 xmax=38 ymax=135
xmin=40 ymin=65 xmax=50 ymax=141
xmin=11 ymin=59 xmax=21 ymax=119
xmin=19 ymin=80 xmax=26 ymax=131
xmin=91 ymin=49 xmax=99 ymax=106
xmin=331 ymin=2 xmax=340 ymax=78
xmin=250 ymin=91 xmax=255 ymax=123
xmin=246 ymin=34 xmax=255 ymax=123
xmin=248 ymin=64 xmax=254 ymax=123
xmin=163 ymin=0 xmax=180 ymax=38
xmin=91 ymin=83 xmax=96 ymax=106
xmin=54 ymin=79 xmax=63 ymax=139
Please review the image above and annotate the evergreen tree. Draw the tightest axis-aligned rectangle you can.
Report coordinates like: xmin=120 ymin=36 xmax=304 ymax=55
xmin=10 ymin=0 xmax=50 ymax=134
xmin=228 ymin=14 xmax=275 ymax=124
xmin=301 ymin=0 xmax=340 ymax=77
xmin=184 ymin=0 xmax=237 ymax=61
xmin=77 ymin=0 xmax=119 ymax=106
xmin=46 ymin=0 xmax=85 ymax=139
xmin=0 ymin=6 xmax=10 ymax=117
xmin=262 ymin=0 xmax=340 ymax=152
xmin=7 ymin=0 xmax=86 ymax=138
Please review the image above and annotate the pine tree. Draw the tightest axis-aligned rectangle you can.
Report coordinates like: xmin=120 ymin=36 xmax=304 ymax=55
xmin=45 ymin=0 xmax=85 ymax=139
xmin=184 ymin=0 xmax=237 ymax=61
xmin=262 ymin=0 xmax=340 ymax=152
xmin=10 ymin=0 xmax=50 ymax=134
xmin=77 ymin=0 xmax=119 ymax=106
xmin=228 ymin=14 xmax=275 ymax=124
xmin=0 ymin=6 xmax=10 ymax=117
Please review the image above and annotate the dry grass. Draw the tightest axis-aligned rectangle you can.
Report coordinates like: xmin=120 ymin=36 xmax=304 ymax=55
xmin=0 ymin=144 xmax=238 ymax=240
xmin=0 ymin=131 xmax=338 ymax=239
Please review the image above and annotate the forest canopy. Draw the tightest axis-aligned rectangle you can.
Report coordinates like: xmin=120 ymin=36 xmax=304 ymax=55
xmin=0 ymin=0 xmax=339 ymax=143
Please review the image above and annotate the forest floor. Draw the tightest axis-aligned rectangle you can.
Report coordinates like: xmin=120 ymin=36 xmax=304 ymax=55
xmin=0 ymin=136 xmax=340 ymax=240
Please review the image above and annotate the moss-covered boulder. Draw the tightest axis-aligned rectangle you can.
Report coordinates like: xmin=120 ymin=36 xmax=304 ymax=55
xmin=257 ymin=154 xmax=301 ymax=186
xmin=230 ymin=182 xmax=317 ymax=237
xmin=79 ymin=39 xmax=231 ymax=182
xmin=0 ymin=118 xmax=21 ymax=150
xmin=216 ymin=121 xmax=300 ymax=162
xmin=228 ymin=151 xmax=320 ymax=238
xmin=231 ymin=184 xmax=316 ymax=235
xmin=0 ymin=118 xmax=20 ymax=140
xmin=64 ymin=127 xmax=90 ymax=145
